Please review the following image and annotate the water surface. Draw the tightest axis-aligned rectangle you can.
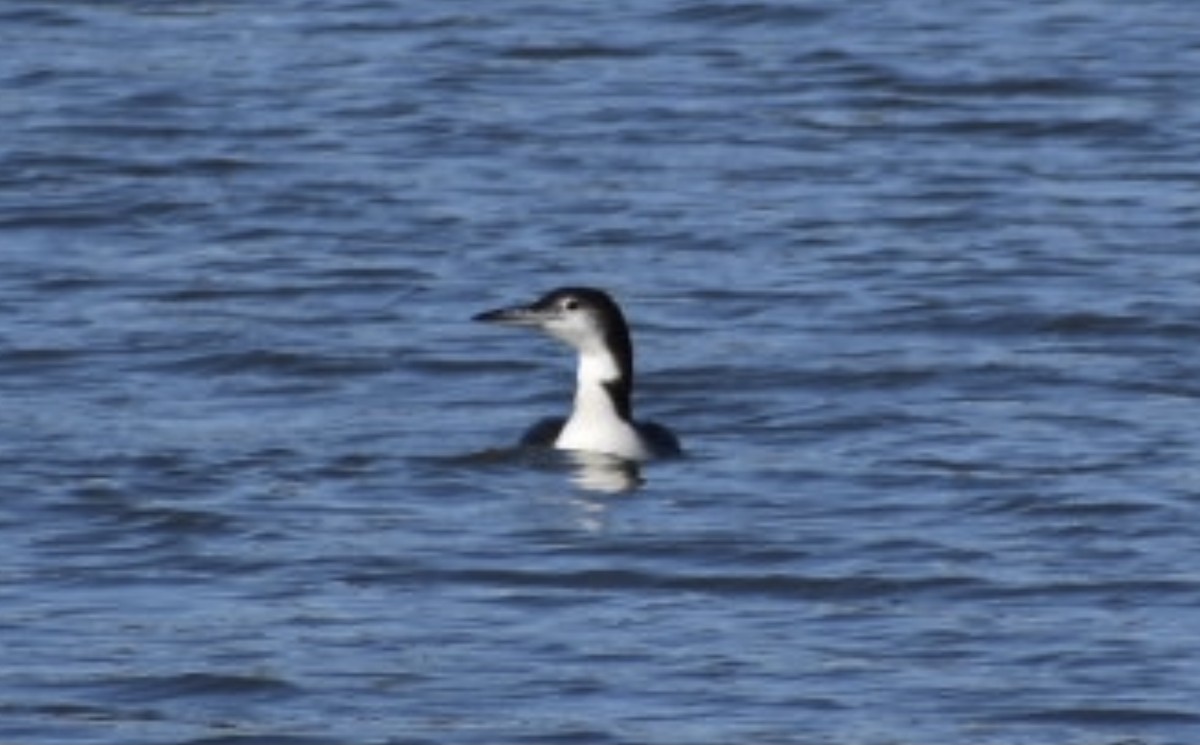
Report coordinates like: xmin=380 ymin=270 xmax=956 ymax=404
xmin=2 ymin=1 xmax=1199 ymax=743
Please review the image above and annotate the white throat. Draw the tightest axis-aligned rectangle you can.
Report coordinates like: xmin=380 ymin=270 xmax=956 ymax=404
xmin=554 ymin=348 xmax=648 ymax=461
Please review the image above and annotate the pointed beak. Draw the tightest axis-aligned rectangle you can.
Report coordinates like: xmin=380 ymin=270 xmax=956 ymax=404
xmin=472 ymin=303 xmax=551 ymax=326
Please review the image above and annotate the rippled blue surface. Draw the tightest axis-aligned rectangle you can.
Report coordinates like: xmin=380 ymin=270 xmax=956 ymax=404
xmin=3 ymin=1 xmax=1200 ymax=743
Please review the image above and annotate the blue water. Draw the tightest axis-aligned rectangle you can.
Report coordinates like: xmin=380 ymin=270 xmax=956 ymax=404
xmin=3 ymin=1 xmax=1199 ymax=743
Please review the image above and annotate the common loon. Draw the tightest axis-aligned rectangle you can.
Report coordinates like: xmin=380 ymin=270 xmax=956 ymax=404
xmin=474 ymin=287 xmax=682 ymax=462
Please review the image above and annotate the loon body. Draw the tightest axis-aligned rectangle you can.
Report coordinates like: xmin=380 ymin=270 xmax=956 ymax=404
xmin=474 ymin=287 xmax=682 ymax=461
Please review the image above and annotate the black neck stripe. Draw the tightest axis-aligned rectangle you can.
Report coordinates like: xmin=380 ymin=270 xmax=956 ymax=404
xmin=603 ymin=377 xmax=633 ymax=422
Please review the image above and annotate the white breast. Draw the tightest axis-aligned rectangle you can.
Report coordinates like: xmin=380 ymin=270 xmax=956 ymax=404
xmin=553 ymin=349 xmax=649 ymax=461
xmin=555 ymin=400 xmax=649 ymax=461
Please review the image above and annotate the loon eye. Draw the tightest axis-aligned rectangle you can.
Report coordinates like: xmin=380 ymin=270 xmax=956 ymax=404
xmin=562 ymin=297 xmax=580 ymax=311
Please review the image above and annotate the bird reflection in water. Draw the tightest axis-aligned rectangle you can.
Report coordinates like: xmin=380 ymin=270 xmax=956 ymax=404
xmin=566 ymin=450 xmax=643 ymax=494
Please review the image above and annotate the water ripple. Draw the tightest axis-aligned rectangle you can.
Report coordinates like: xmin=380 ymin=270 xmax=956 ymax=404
xmin=3 ymin=0 xmax=1200 ymax=743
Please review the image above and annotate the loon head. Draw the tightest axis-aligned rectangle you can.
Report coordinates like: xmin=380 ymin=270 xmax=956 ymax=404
xmin=473 ymin=287 xmax=634 ymax=404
